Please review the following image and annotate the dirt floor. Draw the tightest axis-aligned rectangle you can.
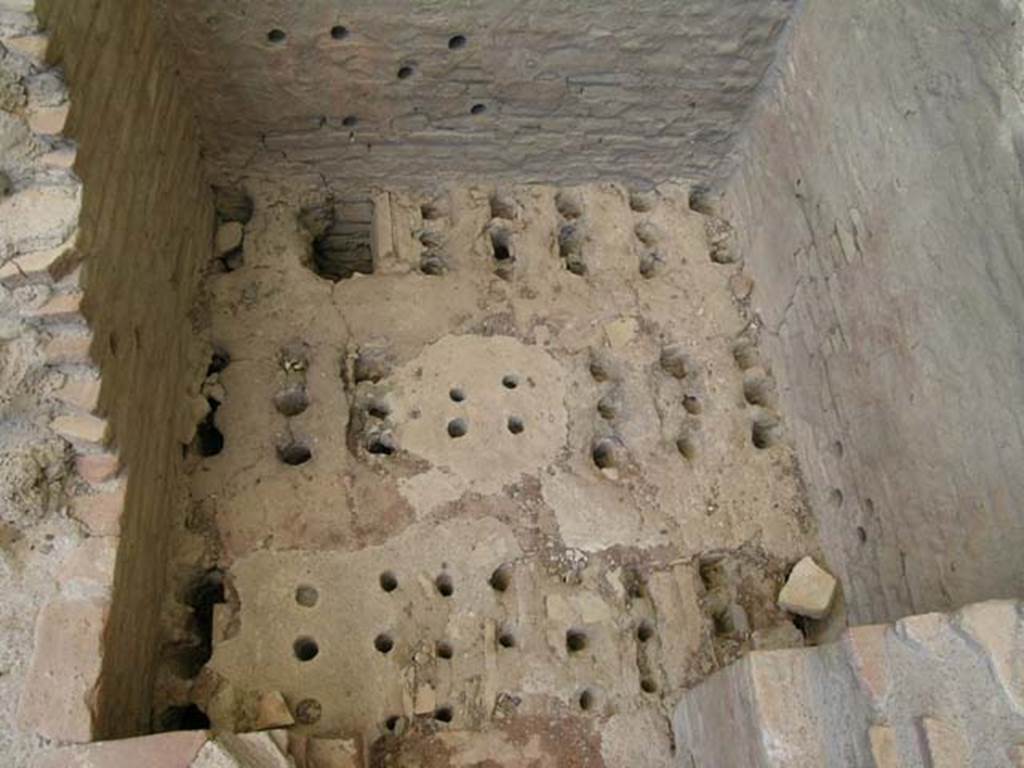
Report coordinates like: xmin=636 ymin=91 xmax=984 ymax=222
xmin=156 ymin=182 xmax=817 ymax=764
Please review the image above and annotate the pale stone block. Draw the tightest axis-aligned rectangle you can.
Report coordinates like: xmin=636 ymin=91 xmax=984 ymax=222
xmin=17 ymin=597 xmax=109 ymax=742
xmin=58 ymin=376 xmax=102 ymax=412
xmin=778 ymin=556 xmax=836 ymax=619
xmin=4 ymin=33 xmax=47 ymax=62
xmin=28 ymin=103 xmax=70 ymax=135
xmin=957 ymin=600 xmax=1024 ymax=715
xmin=844 ymin=624 xmax=891 ymax=704
xmin=868 ymin=725 xmax=899 ymax=768
xmin=917 ymin=718 xmax=967 ymax=768
xmin=52 ymin=413 xmax=108 ymax=444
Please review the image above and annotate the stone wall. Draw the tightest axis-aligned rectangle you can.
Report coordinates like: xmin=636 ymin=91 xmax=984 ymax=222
xmin=153 ymin=0 xmax=795 ymax=193
xmin=35 ymin=0 xmax=214 ymax=738
xmin=720 ymin=0 xmax=1024 ymax=624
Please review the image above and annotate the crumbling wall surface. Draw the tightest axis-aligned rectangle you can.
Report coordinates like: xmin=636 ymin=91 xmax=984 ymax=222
xmin=720 ymin=0 xmax=1024 ymax=624
xmin=153 ymin=0 xmax=796 ymax=192
xmin=35 ymin=0 xmax=214 ymax=738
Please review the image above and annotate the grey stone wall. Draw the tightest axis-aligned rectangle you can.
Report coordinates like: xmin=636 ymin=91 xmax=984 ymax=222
xmin=154 ymin=0 xmax=795 ymax=192
xmin=721 ymin=0 xmax=1024 ymax=624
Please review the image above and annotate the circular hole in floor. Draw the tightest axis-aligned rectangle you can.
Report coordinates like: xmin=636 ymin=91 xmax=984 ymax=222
xmin=636 ymin=620 xmax=655 ymax=643
xmin=374 ymin=633 xmax=394 ymax=655
xmin=330 ymin=25 xmax=349 ymax=40
xmin=566 ymin=628 xmax=588 ymax=653
xmin=436 ymin=640 xmax=454 ymax=659
xmin=267 ymin=29 xmax=286 ymax=44
xmin=591 ymin=438 xmax=620 ymax=470
xmin=274 ymin=386 xmax=310 ymax=417
xmin=367 ymin=400 xmax=391 ymax=419
xmin=470 ymin=103 xmax=487 ymax=115
xmin=385 ymin=715 xmax=403 ymax=733
xmin=342 ymin=115 xmax=358 ymax=128
xmin=449 ymin=387 xmax=466 ymax=403
xmin=578 ymin=688 xmax=598 ymax=711
xmin=366 ymin=433 xmax=397 ymax=456
xmin=397 ymin=65 xmax=415 ymax=79
xmin=498 ymin=629 xmax=517 ymax=649
xmin=435 ymin=572 xmax=454 ymax=597
xmin=447 ymin=418 xmax=468 ymax=438
xmin=434 ymin=706 xmax=454 ymax=723
xmin=277 ymin=439 xmax=312 ymax=466
xmin=640 ymin=677 xmax=658 ymax=694
xmin=751 ymin=413 xmax=783 ymax=449
xmin=295 ymin=585 xmax=319 ymax=607
xmin=507 ymin=416 xmax=525 ymax=435
xmin=682 ymin=395 xmax=702 ymax=415
xmin=502 ymin=374 xmax=519 ymax=389
xmin=489 ymin=563 xmax=513 ymax=592
xmin=379 ymin=571 xmax=398 ymax=592
xmin=295 ymin=698 xmax=322 ymax=725
xmin=448 ymin=34 xmax=467 ymax=50
xmin=293 ymin=636 xmax=319 ymax=662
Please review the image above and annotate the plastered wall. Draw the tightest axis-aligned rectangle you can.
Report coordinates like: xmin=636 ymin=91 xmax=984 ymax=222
xmin=722 ymin=0 xmax=1024 ymax=624
xmin=36 ymin=0 xmax=213 ymax=738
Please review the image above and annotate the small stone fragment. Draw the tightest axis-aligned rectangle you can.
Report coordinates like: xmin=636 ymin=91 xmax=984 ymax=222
xmin=778 ymin=556 xmax=837 ymax=619
xmin=255 ymin=690 xmax=295 ymax=730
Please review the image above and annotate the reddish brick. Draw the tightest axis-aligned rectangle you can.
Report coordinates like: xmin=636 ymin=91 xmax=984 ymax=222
xmin=72 ymin=487 xmax=125 ymax=536
xmin=76 ymin=452 xmax=119 ymax=484
xmin=44 ymin=333 xmax=93 ymax=366
xmin=31 ymin=730 xmax=208 ymax=768
xmin=58 ymin=537 xmax=118 ymax=589
xmin=57 ymin=376 xmax=102 ymax=413
xmin=17 ymin=597 xmax=109 ymax=742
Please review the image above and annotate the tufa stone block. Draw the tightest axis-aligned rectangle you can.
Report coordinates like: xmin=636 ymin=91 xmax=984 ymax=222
xmin=778 ymin=556 xmax=837 ymax=619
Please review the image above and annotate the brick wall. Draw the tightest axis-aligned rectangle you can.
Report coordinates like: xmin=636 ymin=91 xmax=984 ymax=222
xmin=36 ymin=0 xmax=213 ymax=738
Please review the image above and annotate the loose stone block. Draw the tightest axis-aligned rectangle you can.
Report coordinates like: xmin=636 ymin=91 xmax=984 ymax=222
xmin=777 ymin=556 xmax=837 ymax=619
